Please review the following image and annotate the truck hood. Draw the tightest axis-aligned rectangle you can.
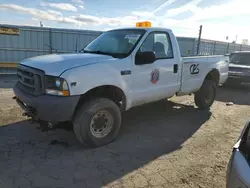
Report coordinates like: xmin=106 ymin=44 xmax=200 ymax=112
xmin=20 ymin=53 xmax=114 ymax=76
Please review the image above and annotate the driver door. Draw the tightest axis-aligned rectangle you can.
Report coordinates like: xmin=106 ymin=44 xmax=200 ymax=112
xmin=130 ymin=31 xmax=179 ymax=107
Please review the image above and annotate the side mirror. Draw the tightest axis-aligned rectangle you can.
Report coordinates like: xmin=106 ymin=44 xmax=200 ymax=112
xmin=135 ymin=51 xmax=156 ymax=65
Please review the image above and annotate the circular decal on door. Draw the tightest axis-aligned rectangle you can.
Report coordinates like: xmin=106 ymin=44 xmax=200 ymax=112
xmin=151 ymin=69 xmax=160 ymax=84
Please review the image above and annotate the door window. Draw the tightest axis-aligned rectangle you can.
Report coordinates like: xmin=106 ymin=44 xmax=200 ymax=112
xmin=139 ymin=32 xmax=173 ymax=59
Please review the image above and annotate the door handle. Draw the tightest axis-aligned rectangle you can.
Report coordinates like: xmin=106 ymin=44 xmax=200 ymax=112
xmin=173 ymin=64 xmax=178 ymax=73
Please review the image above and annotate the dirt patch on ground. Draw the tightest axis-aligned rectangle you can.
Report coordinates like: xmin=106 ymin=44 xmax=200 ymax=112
xmin=0 ymin=86 xmax=249 ymax=188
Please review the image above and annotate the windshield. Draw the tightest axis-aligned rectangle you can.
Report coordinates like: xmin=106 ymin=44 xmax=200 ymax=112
xmin=230 ymin=53 xmax=250 ymax=65
xmin=82 ymin=29 xmax=145 ymax=58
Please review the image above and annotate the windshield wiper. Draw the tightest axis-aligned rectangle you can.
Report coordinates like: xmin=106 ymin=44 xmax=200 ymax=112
xmin=83 ymin=50 xmax=104 ymax=54
xmin=84 ymin=50 xmax=113 ymax=56
xmin=81 ymin=50 xmax=123 ymax=58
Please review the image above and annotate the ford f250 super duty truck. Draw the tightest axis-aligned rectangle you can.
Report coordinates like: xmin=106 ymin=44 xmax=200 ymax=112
xmin=13 ymin=22 xmax=229 ymax=147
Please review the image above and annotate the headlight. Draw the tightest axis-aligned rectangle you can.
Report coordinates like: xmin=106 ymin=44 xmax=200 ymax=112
xmin=45 ymin=76 xmax=70 ymax=96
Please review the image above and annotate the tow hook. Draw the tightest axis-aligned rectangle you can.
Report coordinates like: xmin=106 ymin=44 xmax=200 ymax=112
xmin=22 ymin=112 xmax=29 ymax=116
xmin=22 ymin=113 xmax=56 ymax=131
xmin=37 ymin=121 xmax=57 ymax=132
xmin=22 ymin=112 xmax=35 ymax=118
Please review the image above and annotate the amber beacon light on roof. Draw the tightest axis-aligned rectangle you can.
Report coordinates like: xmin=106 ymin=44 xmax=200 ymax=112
xmin=136 ymin=21 xmax=152 ymax=28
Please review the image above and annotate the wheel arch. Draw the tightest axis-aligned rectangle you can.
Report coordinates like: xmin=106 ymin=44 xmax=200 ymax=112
xmin=73 ymin=85 xmax=127 ymax=118
xmin=204 ymin=69 xmax=220 ymax=86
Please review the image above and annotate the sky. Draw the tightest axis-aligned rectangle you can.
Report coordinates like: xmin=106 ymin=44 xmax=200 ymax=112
xmin=0 ymin=0 xmax=249 ymax=43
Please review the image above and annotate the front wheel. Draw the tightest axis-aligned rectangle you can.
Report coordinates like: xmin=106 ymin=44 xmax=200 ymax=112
xmin=73 ymin=98 xmax=121 ymax=148
xmin=194 ymin=80 xmax=216 ymax=109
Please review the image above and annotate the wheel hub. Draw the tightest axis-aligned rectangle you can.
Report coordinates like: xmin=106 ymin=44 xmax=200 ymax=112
xmin=93 ymin=115 xmax=107 ymax=130
xmin=90 ymin=110 xmax=113 ymax=138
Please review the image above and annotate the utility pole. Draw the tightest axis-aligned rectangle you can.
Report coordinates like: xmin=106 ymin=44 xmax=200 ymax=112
xmin=196 ymin=25 xmax=203 ymax=55
xmin=234 ymin=34 xmax=238 ymax=51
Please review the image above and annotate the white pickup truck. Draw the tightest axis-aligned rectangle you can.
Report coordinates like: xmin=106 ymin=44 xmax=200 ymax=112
xmin=13 ymin=24 xmax=229 ymax=147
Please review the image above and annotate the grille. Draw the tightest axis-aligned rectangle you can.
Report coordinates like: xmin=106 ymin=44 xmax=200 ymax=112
xmin=17 ymin=65 xmax=44 ymax=96
xmin=229 ymin=67 xmax=246 ymax=72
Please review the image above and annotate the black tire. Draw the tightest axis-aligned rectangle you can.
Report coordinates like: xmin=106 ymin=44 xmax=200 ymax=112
xmin=194 ymin=80 xmax=216 ymax=109
xmin=73 ymin=98 xmax=121 ymax=148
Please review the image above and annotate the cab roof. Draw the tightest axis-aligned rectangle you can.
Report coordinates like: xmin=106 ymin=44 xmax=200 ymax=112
xmin=109 ymin=27 xmax=172 ymax=33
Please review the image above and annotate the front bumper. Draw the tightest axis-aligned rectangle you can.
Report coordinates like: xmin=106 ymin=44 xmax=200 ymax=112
xmin=227 ymin=74 xmax=250 ymax=84
xmin=13 ymin=84 xmax=80 ymax=122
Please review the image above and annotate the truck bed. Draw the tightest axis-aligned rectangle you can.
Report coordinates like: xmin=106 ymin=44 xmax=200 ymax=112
xmin=178 ymin=55 xmax=229 ymax=95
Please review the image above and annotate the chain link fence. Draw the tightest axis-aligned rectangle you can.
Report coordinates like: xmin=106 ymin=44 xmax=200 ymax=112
xmin=198 ymin=39 xmax=250 ymax=56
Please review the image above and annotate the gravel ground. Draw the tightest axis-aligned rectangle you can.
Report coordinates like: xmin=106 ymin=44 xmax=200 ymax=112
xmin=0 ymin=79 xmax=249 ymax=188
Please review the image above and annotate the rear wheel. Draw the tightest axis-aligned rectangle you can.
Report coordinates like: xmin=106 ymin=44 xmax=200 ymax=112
xmin=194 ymin=80 xmax=216 ymax=109
xmin=73 ymin=98 xmax=121 ymax=148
